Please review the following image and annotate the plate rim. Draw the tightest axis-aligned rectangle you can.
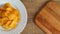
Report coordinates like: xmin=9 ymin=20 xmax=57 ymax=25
xmin=19 ymin=0 xmax=28 ymax=34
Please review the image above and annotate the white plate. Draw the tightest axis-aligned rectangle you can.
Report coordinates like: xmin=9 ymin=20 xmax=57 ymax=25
xmin=0 ymin=0 xmax=27 ymax=34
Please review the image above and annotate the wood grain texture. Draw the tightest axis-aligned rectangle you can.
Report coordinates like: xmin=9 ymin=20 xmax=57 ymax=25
xmin=35 ymin=1 xmax=60 ymax=34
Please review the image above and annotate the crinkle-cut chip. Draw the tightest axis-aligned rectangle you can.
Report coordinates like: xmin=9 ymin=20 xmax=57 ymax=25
xmin=4 ymin=3 xmax=11 ymax=8
xmin=4 ymin=3 xmax=14 ymax=10
xmin=9 ymin=21 xmax=17 ymax=29
xmin=5 ymin=11 xmax=10 ymax=16
xmin=14 ymin=17 xmax=19 ymax=22
xmin=8 ymin=14 xmax=16 ymax=20
xmin=5 ymin=20 xmax=12 ymax=26
xmin=2 ymin=25 xmax=9 ymax=30
xmin=5 ymin=7 xmax=12 ymax=11
xmin=0 ymin=7 xmax=5 ymax=11
xmin=12 ymin=9 xmax=19 ymax=15
xmin=1 ymin=17 xmax=8 ymax=25
xmin=10 ymin=23 xmax=17 ymax=29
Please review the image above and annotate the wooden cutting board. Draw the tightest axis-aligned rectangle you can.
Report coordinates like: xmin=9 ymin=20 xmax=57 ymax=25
xmin=35 ymin=1 xmax=60 ymax=34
